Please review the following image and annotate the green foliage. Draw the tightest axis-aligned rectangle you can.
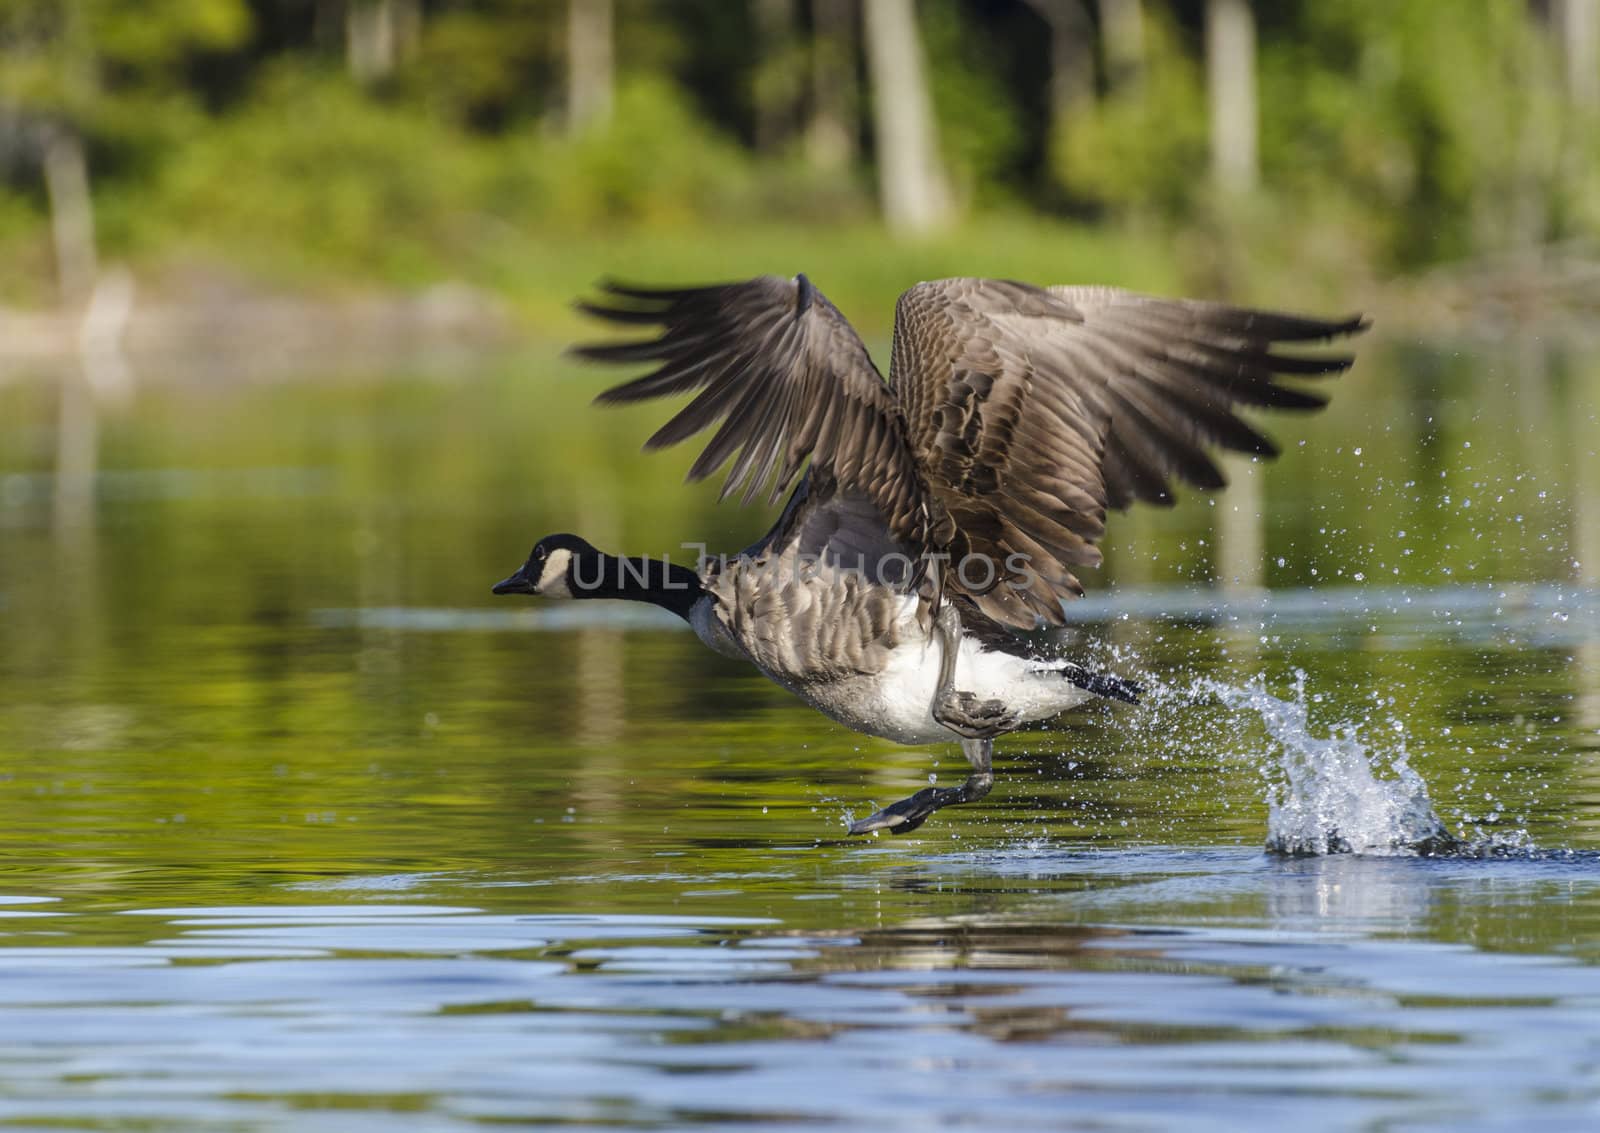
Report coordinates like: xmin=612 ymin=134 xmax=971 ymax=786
xmin=921 ymin=0 xmax=1030 ymax=205
xmin=136 ymin=66 xmax=800 ymax=279
xmin=525 ymin=76 xmax=758 ymax=229
xmin=1050 ymin=13 xmax=1208 ymax=218
xmin=0 ymin=0 xmax=250 ymax=118
xmin=1037 ymin=0 xmax=1600 ymax=273
xmin=0 ymin=0 xmax=252 ymax=257
xmin=142 ymin=66 xmax=499 ymax=278
xmin=1257 ymin=0 xmax=1583 ymax=268
xmin=3 ymin=0 xmax=1599 ymax=307
xmin=396 ymin=2 xmax=558 ymax=130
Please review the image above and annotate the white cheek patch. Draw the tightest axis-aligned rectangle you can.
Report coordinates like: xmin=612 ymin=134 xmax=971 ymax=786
xmin=536 ymin=548 xmax=574 ymax=598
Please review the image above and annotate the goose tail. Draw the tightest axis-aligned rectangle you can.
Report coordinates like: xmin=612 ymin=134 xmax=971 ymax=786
xmin=1068 ymin=670 xmax=1142 ymax=705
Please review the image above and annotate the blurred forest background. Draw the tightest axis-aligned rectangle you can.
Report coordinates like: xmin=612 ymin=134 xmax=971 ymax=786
xmin=2 ymin=0 xmax=1600 ymax=352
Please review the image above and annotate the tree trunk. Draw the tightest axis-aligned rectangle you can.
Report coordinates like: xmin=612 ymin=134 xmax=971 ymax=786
xmin=754 ymin=0 xmax=799 ymax=153
xmin=1024 ymin=0 xmax=1094 ymax=121
xmin=1205 ymin=0 xmax=1258 ymax=194
xmin=1556 ymin=0 xmax=1600 ymax=111
xmin=43 ymin=128 xmax=97 ymax=309
xmin=1573 ymin=356 xmax=1600 ymax=735
xmin=44 ymin=132 xmax=101 ymax=534
xmin=863 ymin=0 xmax=951 ymax=234
xmin=1572 ymin=355 xmax=1600 ymax=590
xmin=346 ymin=0 xmax=420 ymax=83
xmin=1099 ymin=0 xmax=1145 ymax=90
xmin=566 ymin=0 xmax=614 ymax=134
xmin=807 ymin=0 xmax=859 ymax=170
xmin=1215 ymin=455 xmax=1264 ymax=591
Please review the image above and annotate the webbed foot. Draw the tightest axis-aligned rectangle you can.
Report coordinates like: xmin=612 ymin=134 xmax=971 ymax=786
xmin=932 ymin=690 xmax=1019 ymax=739
xmin=849 ymin=787 xmax=949 ymax=835
xmin=847 ymin=771 xmax=994 ymax=836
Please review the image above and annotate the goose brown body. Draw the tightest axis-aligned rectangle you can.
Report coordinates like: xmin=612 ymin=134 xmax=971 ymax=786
xmin=497 ymin=273 xmax=1366 ymax=832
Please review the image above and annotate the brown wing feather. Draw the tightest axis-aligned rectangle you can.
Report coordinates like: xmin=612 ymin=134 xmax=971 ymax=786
xmin=573 ymin=276 xmax=940 ymax=544
xmin=574 ymin=273 xmax=1365 ymax=633
xmin=891 ymin=279 xmax=1366 ymax=627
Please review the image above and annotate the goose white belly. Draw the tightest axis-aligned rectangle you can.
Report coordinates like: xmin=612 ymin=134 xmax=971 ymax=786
xmin=695 ymin=592 xmax=1095 ymax=746
xmin=800 ymin=634 xmax=1094 ymax=745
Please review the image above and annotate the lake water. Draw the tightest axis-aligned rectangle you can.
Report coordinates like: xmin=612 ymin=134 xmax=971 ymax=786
xmin=2 ymin=336 xmax=1599 ymax=1130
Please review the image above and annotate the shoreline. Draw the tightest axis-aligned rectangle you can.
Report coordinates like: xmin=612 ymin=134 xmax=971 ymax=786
xmin=0 ymin=276 xmax=513 ymax=385
xmin=5 ymin=243 xmax=1599 ymax=386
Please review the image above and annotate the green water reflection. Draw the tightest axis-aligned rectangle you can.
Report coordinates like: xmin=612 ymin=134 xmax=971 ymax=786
xmin=1 ymin=336 xmax=1599 ymax=922
xmin=5 ymin=326 xmax=1600 ymax=1129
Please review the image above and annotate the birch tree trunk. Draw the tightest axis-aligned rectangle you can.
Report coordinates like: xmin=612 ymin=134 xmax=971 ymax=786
xmin=1556 ymin=0 xmax=1600 ymax=111
xmin=754 ymin=0 xmax=799 ymax=152
xmin=1215 ymin=458 xmax=1264 ymax=591
xmin=1024 ymin=0 xmax=1095 ymax=123
xmin=1205 ymin=2 xmax=1261 ymax=587
xmin=567 ymin=0 xmax=614 ymax=134
xmin=346 ymin=0 xmax=420 ymax=83
xmin=807 ymin=0 xmax=858 ymax=170
xmin=1205 ymin=0 xmax=1258 ymax=194
xmin=1099 ymin=0 xmax=1145 ymax=90
xmin=863 ymin=0 xmax=951 ymax=234
xmin=43 ymin=129 xmax=97 ymax=309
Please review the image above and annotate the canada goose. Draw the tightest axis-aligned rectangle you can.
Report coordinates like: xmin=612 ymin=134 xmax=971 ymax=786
xmin=494 ymin=276 xmax=1365 ymax=834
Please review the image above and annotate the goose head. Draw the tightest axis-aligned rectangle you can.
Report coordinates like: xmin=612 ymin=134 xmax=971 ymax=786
xmin=492 ymin=533 xmax=598 ymax=599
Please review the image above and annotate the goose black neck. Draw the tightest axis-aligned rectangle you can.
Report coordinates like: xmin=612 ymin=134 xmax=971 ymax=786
xmin=569 ymin=553 xmax=702 ymax=620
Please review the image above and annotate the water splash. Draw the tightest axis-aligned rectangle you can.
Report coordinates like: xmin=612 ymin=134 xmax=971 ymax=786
xmin=1209 ymin=676 xmax=1461 ymax=855
xmin=1142 ymin=672 xmax=1465 ymax=856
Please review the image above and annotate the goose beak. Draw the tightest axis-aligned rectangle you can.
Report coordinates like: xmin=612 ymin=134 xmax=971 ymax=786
xmin=492 ymin=566 xmax=537 ymax=596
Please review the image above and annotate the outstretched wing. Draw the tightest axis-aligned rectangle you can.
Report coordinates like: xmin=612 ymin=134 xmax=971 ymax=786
xmin=573 ymin=276 xmax=940 ymax=546
xmin=890 ymin=278 xmax=1366 ymax=627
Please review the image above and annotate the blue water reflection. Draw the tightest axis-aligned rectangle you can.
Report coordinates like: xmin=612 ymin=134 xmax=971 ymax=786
xmin=0 ymin=853 xmax=1596 ymax=1130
